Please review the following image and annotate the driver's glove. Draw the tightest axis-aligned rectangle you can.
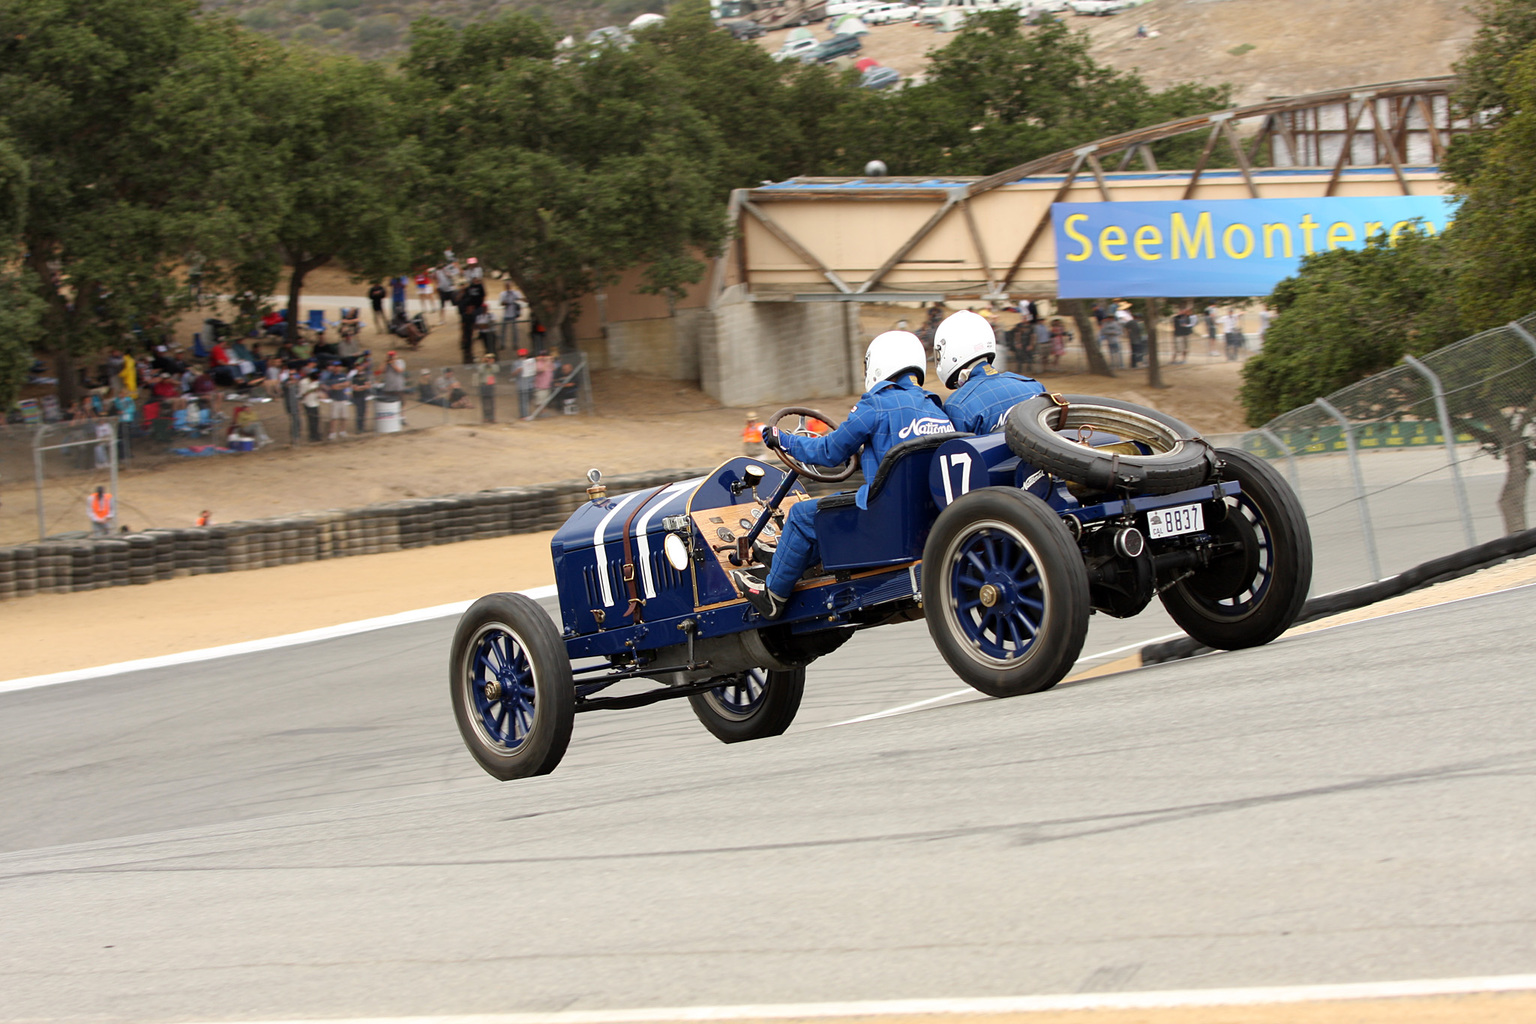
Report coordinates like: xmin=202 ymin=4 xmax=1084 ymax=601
xmin=761 ymin=425 xmax=782 ymax=451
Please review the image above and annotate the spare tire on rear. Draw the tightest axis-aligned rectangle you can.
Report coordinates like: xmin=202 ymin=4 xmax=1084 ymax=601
xmin=1004 ymin=394 xmax=1215 ymax=495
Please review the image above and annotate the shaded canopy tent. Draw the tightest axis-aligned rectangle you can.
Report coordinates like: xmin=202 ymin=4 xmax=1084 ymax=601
xmin=786 ymin=25 xmax=815 ymax=41
xmin=833 ymin=15 xmax=870 ymax=34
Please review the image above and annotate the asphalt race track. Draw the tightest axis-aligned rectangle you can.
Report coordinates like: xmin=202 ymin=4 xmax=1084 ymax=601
xmin=2 ymin=587 xmax=1534 ymax=1021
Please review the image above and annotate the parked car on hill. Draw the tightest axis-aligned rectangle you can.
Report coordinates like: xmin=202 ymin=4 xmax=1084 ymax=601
xmin=773 ymin=36 xmax=821 ymax=60
xmin=1019 ymin=0 xmax=1069 ymax=17
xmin=862 ymin=2 xmax=920 ymax=22
xmin=1069 ymin=0 xmax=1131 ymax=14
xmin=722 ymin=17 xmax=766 ymax=36
xmin=918 ymin=0 xmax=1017 ymax=25
xmin=800 ymin=32 xmax=863 ymax=61
xmin=824 ymin=0 xmax=882 ymax=18
xmin=860 ymin=65 xmax=903 ymax=89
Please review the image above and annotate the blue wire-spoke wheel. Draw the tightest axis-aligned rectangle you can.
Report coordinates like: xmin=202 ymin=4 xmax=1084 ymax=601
xmin=702 ymin=668 xmax=769 ymax=721
xmin=689 ymin=666 xmax=806 ymax=744
xmin=466 ymin=624 xmax=538 ymax=753
xmin=450 ymin=593 xmax=574 ymax=780
xmin=946 ymin=520 xmax=1048 ymax=668
xmin=922 ymin=487 xmax=1089 ymax=698
xmin=1160 ymin=448 xmax=1312 ymax=650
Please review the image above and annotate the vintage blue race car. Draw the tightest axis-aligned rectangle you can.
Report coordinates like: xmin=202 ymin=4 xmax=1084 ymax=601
xmin=451 ymin=394 xmax=1313 ymax=779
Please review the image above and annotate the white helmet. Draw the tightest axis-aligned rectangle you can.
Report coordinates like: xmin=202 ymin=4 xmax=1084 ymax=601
xmin=864 ymin=331 xmax=926 ymax=392
xmin=934 ymin=310 xmax=996 ymax=389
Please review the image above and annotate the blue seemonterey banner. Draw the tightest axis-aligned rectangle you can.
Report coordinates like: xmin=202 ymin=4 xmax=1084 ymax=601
xmin=1052 ymin=195 xmax=1457 ymax=298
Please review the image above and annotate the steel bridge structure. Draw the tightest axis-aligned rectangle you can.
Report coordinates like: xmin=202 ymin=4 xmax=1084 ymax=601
xmin=710 ymin=76 xmax=1467 ymax=303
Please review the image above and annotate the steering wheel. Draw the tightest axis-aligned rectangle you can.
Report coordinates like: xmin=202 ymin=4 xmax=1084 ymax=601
xmin=764 ymin=406 xmax=858 ymax=483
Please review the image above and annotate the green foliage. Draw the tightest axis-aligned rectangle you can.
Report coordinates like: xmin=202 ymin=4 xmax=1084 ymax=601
xmin=404 ymin=9 xmax=726 ymax=338
xmin=0 ymin=0 xmax=266 ymax=400
xmin=235 ymin=45 xmax=415 ymax=335
xmin=356 ymin=14 xmax=399 ymax=45
xmin=1449 ymin=41 xmax=1536 ymax=329
xmin=1453 ymin=0 xmax=1536 ymax=124
xmin=1239 ymin=230 xmax=1465 ymax=426
xmin=241 ymin=5 xmax=280 ymax=30
xmin=1446 ymin=0 xmax=1536 ymax=183
xmin=0 ymin=262 xmax=45 ymax=408
xmin=824 ymin=13 xmax=1231 ymax=176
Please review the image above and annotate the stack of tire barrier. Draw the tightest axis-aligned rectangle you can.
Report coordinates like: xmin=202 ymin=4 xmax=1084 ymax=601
xmin=0 ymin=467 xmax=715 ymax=602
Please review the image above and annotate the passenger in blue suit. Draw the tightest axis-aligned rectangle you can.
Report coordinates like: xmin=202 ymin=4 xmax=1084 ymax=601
xmin=936 ymin=309 xmax=1047 ymax=434
xmin=733 ymin=331 xmax=953 ymax=619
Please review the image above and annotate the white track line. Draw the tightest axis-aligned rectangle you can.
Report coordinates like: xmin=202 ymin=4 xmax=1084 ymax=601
xmin=0 ymin=586 xmax=557 ymax=695
xmin=170 ymin=974 xmax=1536 ymax=1024
xmin=831 ymin=573 xmax=1536 ymax=729
xmin=826 ymin=630 xmax=1186 ymax=727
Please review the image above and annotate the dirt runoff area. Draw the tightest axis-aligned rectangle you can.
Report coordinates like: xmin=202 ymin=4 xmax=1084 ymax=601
xmin=0 ymin=300 xmax=1250 ymax=546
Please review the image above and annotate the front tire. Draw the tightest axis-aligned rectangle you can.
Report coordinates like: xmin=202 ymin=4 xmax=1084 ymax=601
xmin=1159 ymin=448 xmax=1312 ymax=649
xmin=451 ymin=593 xmax=574 ymax=780
xmin=689 ymin=667 xmax=805 ymax=743
xmin=922 ymin=488 xmax=1090 ymax=698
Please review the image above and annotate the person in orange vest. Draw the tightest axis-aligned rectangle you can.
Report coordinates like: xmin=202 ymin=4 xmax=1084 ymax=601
xmin=196 ymin=510 xmax=211 ymax=527
xmin=741 ymin=411 xmax=763 ymax=455
xmin=89 ymin=486 xmax=114 ymax=536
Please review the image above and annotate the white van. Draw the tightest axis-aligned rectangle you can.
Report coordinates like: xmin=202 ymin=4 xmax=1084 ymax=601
xmin=863 ymin=2 xmax=919 ymax=22
xmin=825 ymin=0 xmax=880 ymax=18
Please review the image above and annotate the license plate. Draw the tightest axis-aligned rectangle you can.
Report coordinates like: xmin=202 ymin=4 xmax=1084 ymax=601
xmin=1146 ymin=502 xmax=1204 ymax=539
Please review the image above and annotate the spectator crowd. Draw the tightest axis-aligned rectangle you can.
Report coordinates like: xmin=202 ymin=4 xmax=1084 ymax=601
xmin=8 ymin=253 xmax=594 ymax=462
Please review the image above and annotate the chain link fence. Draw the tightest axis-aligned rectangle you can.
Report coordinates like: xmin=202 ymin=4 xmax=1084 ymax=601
xmin=1221 ymin=314 xmax=1536 ymax=596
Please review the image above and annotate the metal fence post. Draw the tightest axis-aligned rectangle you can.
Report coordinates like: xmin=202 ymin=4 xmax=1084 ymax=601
xmin=32 ymin=424 xmax=46 ymax=542
xmin=1508 ymin=320 xmax=1536 ymax=357
xmin=108 ymin=416 xmax=119 ymax=533
xmin=1314 ymin=397 xmax=1382 ymax=581
xmin=1402 ymin=354 xmax=1476 ymax=548
xmin=1258 ymin=428 xmax=1301 ymax=492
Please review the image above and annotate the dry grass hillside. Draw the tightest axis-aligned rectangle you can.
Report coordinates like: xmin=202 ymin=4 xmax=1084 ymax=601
xmin=1074 ymin=0 xmax=1477 ymax=105
xmin=758 ymin=0 xmax=1476 ymax=102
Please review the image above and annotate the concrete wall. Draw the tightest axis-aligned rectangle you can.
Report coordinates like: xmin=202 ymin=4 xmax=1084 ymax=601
xmin=566 ymin=267 xmax=861 ymax=407
xmin=604 ymin=308 xmax=712 ymax=381
xmin=700 ymin=292 xmax=859 ymax=408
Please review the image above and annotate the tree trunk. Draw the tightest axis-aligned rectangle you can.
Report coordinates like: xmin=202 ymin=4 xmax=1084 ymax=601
xmin=1143 ymin=298 xmax=1165 ymax=389
xmin=30 ymin=245 xmax=79 ymax=407
xmin=283 ymin=253 xmax=331 ymax=346
xmin=552 ymin=298 xmax=575 ymax=352
xmin=1497 ymin=427 xmax=1530 ymax=535
xmin=1063 ymin=299 xmax=1113 ymax=377
xmin=52 ymin=347 xmax=78 ymax=409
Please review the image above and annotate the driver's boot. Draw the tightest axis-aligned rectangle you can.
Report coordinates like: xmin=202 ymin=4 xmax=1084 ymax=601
xmin=730 ymin=568 xmax=785 ymax=619
xmin=751 ymin=542 xmax=775 ymax=568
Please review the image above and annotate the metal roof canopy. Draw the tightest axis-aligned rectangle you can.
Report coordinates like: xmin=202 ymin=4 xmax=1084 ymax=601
xmin=711 ymin=76 xmax=1466 ymax=303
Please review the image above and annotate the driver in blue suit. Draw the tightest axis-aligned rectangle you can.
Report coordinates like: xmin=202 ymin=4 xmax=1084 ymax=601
xmin=936 ymin=309 xmax=1046 ymax=434
xmin=733 ymin=331 xmax=953 ymax=619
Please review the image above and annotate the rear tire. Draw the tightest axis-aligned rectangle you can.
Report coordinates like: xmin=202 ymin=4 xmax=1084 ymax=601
xmin=1159 ymin=448 xmax=1312 ymax=649
xmin=450 ymin=593 xmax=574 ymax=780
xmin=922 ymin=488 xmax=1089 ymax=698
xmin=689 ymin=667 xmax=806 ymax=743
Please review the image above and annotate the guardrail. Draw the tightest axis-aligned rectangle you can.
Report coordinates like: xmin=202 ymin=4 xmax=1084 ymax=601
xmin=1225 ymin=312 xmax=1536 ymax=594
xmin=0 ymin=467 xmax=706 ymax=602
